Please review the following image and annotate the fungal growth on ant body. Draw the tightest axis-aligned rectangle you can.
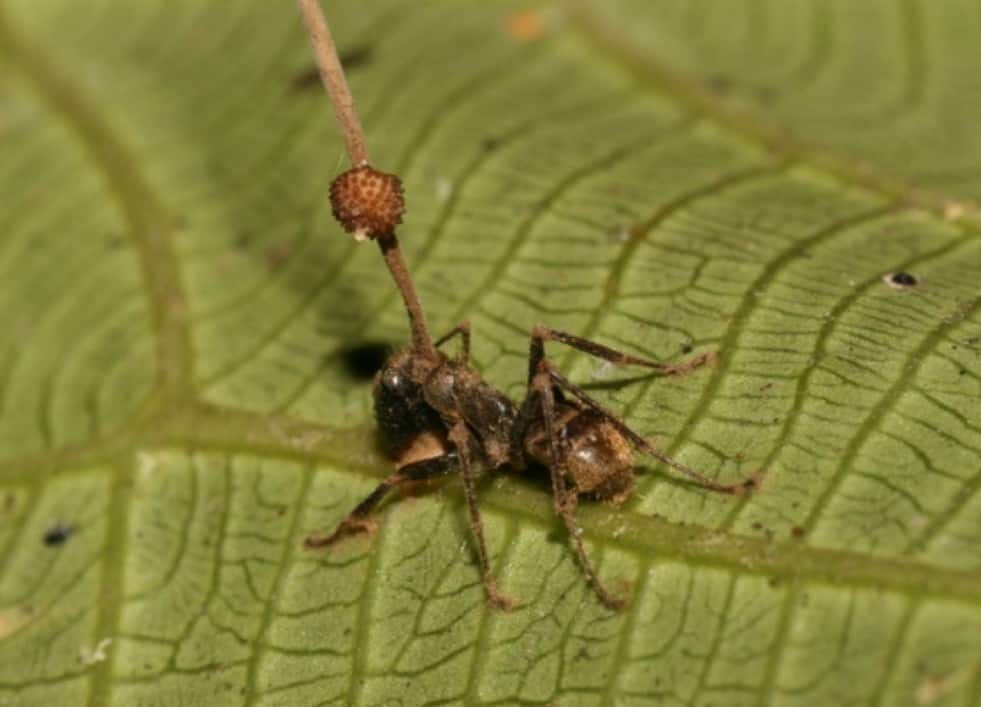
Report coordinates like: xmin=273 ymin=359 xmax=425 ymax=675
xmin=296 ymin=0 xmax=758 ymax=610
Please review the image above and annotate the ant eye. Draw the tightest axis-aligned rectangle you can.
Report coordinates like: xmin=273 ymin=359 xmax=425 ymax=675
xmin=329 ymin=166 xmax=405 ymax=241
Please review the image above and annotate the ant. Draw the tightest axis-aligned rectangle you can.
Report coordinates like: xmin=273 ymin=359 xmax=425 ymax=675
xmin=296 ymin=0 xmax=758 ymax=610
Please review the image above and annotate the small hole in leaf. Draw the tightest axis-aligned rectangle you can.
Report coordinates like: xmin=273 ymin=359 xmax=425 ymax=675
xmin=43 ymin=523 xmax=73 ymax=547
xmin=340 ymin=342 xmax=392 ymax=380
xmin=884 ymin=271 xmax=918 ymax=289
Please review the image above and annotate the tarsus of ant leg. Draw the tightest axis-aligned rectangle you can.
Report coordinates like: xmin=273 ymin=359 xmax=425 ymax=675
xmin=378 ymin=234 xmax=437 ymax=356
xmin=296 ymin=0 xmax=370 ymax=167
xmin=305 ymin=453 xmax=459 ymax=547
xmin=546 ymin=367 xmax=754 ymax=495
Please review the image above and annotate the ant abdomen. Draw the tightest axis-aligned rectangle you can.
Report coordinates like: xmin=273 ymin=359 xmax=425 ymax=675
xmin=525 ymin=407 xmax=635 ymax=504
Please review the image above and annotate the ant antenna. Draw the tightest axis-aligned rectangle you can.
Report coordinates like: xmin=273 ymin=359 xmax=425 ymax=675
xmin=297 ymin=0 xmax=437 ymax=358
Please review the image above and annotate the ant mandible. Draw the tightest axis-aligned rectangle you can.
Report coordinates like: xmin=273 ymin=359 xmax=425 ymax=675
xmin=297 ymin=0 xmax=758 ymax=610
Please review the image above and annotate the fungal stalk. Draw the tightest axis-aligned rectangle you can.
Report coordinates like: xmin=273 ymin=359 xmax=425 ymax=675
xmin=297 ymin=0 xmax=436 ymax=358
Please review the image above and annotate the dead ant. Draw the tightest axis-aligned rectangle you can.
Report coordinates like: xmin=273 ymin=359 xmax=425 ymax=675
xmin=297 ymin=0 xmax=758 ymax=610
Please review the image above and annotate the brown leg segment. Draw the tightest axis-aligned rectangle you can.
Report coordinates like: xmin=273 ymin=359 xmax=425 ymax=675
xmin=447 ymin=421 xmax=515 ymax=610
xmin=531 ymin=324 xmax=707 ymax=376
xmin=304 ymin=452 xmax=460 ymax=549
xmin=533 ymin=368 xmax=627 ymax=610
xmin=434 ymin=321 xmax=471 ymax=362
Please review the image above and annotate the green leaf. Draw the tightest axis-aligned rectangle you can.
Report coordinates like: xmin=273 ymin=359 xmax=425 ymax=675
xmin=1 ymin=1 xmax=979 ymax=706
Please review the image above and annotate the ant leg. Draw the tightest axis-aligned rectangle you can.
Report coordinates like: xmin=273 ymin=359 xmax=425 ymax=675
xmin=447 ymin=421 xmax=515 ymax=610
xmin=507 ymin=382 xmax=546 ymax=470
xmin=434 ymin=321 xmax=471 ymax=362
xmin=531 ymin=324 xmax=711 ymax=377
xmin=544 ymin=364 xmax=758 ymax=496
xmin=304 ymin=452 xmax=460 ymax=549
xmin=533 ymin=368 xmax=627 ymax=610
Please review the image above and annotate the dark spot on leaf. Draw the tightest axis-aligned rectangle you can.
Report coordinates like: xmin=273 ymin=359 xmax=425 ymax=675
xmin=885 ymin=271 xmax=918 ymax=289
xmin=235 ymin=231 xmax=254 ymax=250
xmin=680 ymin=342 xmax=694 ymax=354
xmin=290 ymin=47 xmax=373 ymax=93
xmin=791 ymin=526 xmax=805 ymax=540
xmin=43 ymin=523 xmax=73 ymax=547
xmin=339 ymin=45 xmax=374 ymax=71
xmin=706 ymin=74 xmax=734 ymax=95
xmin=769 ymin=577 xmax=780 ymax=587
xmin=752 ymin=521 xmax=763 ymax=531
xmin=290 ymin=65 xmax=321 ymax=93
xmin=755 ymin=86 xmax=778 ymax=104
xmin=482 ymin=136 xmax=501 ymax=151
xmin=264 ymin=241 xmax=293 ymax=270
xmin=341 ymin=342 xmax=391 ymax=380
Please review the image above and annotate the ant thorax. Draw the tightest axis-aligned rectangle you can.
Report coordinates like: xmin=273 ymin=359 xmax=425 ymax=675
xmin=375 ymin=348 xmax=518 ymax=470
xmin=424 ymin=361 xmax=517 ymax=467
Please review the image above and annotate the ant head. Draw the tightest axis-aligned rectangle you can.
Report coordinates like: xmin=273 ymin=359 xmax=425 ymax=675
xmin=329 ymin=165 xmax=405 ymax=241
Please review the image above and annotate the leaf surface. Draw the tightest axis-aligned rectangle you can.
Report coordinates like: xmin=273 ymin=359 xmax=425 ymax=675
xmin=0 ymin=1 xmax=979 ymax=706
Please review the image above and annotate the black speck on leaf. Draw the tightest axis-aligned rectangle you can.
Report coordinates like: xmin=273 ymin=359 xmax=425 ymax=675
xmin=43 ymin=523 xmax=73 ymax=547
xmin=885 ymin=271 xmax=918 ymax=288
